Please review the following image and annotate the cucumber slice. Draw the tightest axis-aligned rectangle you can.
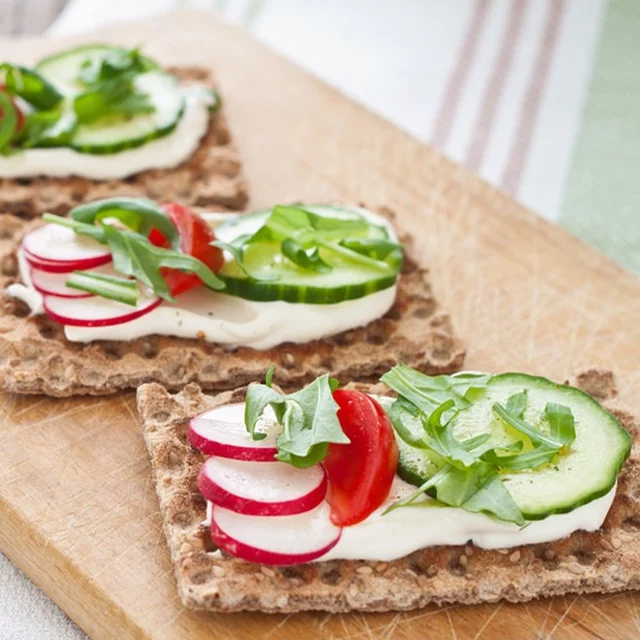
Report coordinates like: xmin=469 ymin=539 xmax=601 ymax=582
xmin=35 ymin=45 xmax=160 ymax=94
xmin=216 ymin=206 xmax=400 ymax=304
xmin=35 ymin=45 xmax=183 ymax=154
xmin=395 ymin=373 xmax=631 ymax=520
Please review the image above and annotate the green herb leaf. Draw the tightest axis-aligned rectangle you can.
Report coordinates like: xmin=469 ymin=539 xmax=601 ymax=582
xmin=340 ymin=237 xmax=403 ymax=261
xmin=281 ymin=238 xmax=332 ymax=273
xmin=210 ymin=239 xmax=279 ymax=281
xmin=70 ymin=198 xmax=179 ymax=247
xmin=493 ymin=400 xmax=564 ymax=449
xmin=16 ymin=107 xmax=77 ymax=149
xmin=506 ymin=390 xmax=527 ymax=419
xmin=384 ymin=463 xmax=525 ymax=525
xmin=545 ymin=402 xmax=576 ymax=446
xmin=0 ymin=92 xmax=18 ymax=154
xmin=66 ymin=271 xmax=138 ymax=306
xmin=381 ymin=364 xmax=492 ymax=416
xmin=481 ymin=444 xmax=557 ymax=471
xmin=244 ymin=371 xmax=349 ymax=468
xmin=1 ymin=64 xmax=62 ymax=110
xmin=461 ymin=474 xmax=526 ymax=526
xmin=73 ymin=48 xmax=155 ymax=124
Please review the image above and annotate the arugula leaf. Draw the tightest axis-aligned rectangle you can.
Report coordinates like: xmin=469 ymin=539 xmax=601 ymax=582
xmin=0 ymin=63 xmax=62 ymax=110
xmin=506 ymin=390 xmax=527 ymax=419
xmin=461 ymin=474 xmax=525 ymax=525
xmin=66 ymin=271 xmax=138 ymax=306
xmin=244 ymin=370 xmax=348 ymax=468
xmin=73 ymin=48 xmax=155 ymax=124
xmin=481 ymin=445 xmax=557 ymax=471
xmin=78 ymin=47 xmax=153 ymax=85
xmin=281 ymin=238 xmax=332 ymax=273
xmin=493 ymin=400 xmax=564 ymax=449
xmin=210 ymin=239 xmax=278 ymax=281
xmin=16 ymin=108 xmax=77 ymax=149
xmin=42 ymin=213 xmax=225 ymax=302
xmin=0 ymin=92 xmax=18 ymax=154
xmin=381 ymin=364 xmax=492 ymax=416
xmin=71 ymin=198 xmax=179 ymax=247
xmin=545 ymin=402 xmax=576 ymax=446
xmin=250 ymin=205 xmax=371 ymax=246
xmin=384 ymin=463 xmax=525 ymax=525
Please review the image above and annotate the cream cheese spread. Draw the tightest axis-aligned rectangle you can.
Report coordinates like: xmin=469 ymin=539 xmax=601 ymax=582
xmin=0 ymin=88 xmax=209 ymax=180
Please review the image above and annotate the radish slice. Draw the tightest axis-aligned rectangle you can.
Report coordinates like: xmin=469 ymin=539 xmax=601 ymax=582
xmin=188 ymin=403 xmax=280 ymax=461
xmin=198 ymin=457 xmax=327 ymax=516
xmin=22 ymin=224 xmax=111 ymax=271
xmin=210 ymin=502 xmax=341 ymax=565
xmin=31 ymin=268 xmax=93 ymax=298
xmin=43 ymin=292 xmax=161 ymax=327
xmin=31 ymin=264 xmax=123 ymax=299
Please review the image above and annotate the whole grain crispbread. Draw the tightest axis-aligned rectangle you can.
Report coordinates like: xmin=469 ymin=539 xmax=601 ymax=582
xmin=136 ymin=369 xmax=640 ymax=613
xmin=0 ymin=66 xmax=248 ymax=218
xmin=0 ymin=208 xmax=465 ymax=396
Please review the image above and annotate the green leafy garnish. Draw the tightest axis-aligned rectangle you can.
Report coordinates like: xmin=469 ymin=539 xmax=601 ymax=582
xmin=0 ymin=92 xmax=18 ymax=154
xmin=281 ymin=238 xmax=332 ymax=273
xmin=244 ymin=368 xmax=348 ymax=468
xmin=0 ymin=63 xmax=62 ymax=110
xmin=42 ymin=212 xmax=224 ymax=303
xmin=70 ymin=197 xmax=179 ymax=247
xmin=382 ymin=366 xmax=577 ymax=525
xmin=73 ymin=48 xmax=155 ymax=124
xmin=66 ymin=271 xmax=138 ymax=305
xmin=221 ymin=205 xmax=403 ymax=279
xmin=381 ymin=364 xmax=491 ymax=416
xmin=15 ymin=107 xmax=77 ymax=148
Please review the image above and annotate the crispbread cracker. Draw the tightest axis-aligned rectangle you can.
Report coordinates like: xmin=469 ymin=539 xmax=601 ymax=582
xmin=137 ymin=369 xmax=640 ymax=613
xmin=0 ymin=66 xmax=248 ymax=218
xmin=0 ymin=208 xmax=465 ymax=396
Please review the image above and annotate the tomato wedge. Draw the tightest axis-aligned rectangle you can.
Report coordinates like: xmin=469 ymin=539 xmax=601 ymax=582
xmin=323 ymin=390 xmax=398 ymax=526
xmin=150 ymin=203 xmax=224 ymax=297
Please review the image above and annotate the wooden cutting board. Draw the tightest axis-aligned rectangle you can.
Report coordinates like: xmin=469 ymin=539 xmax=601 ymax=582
xmin=1 ymin=11 xmax=639 ymax=640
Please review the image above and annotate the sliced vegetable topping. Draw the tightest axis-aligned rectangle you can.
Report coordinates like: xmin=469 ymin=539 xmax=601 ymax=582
xmin=244 ymin=367 xmax=349 ymax=468
xmin=382 ymin=365 xmax=631 ymax=523
xmin=153 ymin=202 xmax=224 ymax=297
xmin=0 ymin=45 xmax=185 ymax=155
xmin=42 ymin=197 xmax=225 ymax=305
xmin=323 ymin=390 xmax=398 ymax=526
xmin=215 ymin=204 xmax=403 ymax=304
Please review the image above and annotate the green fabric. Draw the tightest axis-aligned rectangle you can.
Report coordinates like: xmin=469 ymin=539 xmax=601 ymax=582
xmin=559 ymin=0 xmax=640 ymax=274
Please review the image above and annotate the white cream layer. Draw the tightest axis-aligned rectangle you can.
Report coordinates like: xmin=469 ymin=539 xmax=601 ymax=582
xmin=0 ymin=90 xmax=209 ymax=180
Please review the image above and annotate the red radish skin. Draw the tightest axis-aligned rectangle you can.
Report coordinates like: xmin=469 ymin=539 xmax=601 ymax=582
xmin=31 ymin=268 xmax=93 ymax=299
xmin=198 ymin=457 xmax=327 ymax=516
xmin=22 ymin=224 xmax=111 ymax=270
xmin=43 ymin=294 xmax=162 ymax=328
xmin=23 ymin=248 xmax=112 ymax=273
xmin=210 ymin=503 xmax=341 ymax=565
xmin=188 ymin=404 xmax=279 ymax=461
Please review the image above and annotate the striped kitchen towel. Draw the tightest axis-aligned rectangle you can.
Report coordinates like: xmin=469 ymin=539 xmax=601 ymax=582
xmin=50 ymin=0 xmax=639 ymax=274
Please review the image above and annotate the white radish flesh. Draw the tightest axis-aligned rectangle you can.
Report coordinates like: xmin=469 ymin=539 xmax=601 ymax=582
xmin=43 ymin=292 xmax=161 ymax=327
xmin=31 ymin=263 xmax=124 ymax=298
xmin=198 ymin=457 xmax=327 ymax=516
xmin=188 ymin=403 xmax=280 ymax=460
xmin=210 ymin=501 xmax=341 ymax=565
xmin=31 ymin=268 xmax=92 ymax=298
xmin=22 ymin=224 xmax=111 ymax=270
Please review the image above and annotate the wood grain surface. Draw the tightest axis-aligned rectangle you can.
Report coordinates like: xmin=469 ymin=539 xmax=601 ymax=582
xmin=0 ymin=10 xmax=639 ymax=640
